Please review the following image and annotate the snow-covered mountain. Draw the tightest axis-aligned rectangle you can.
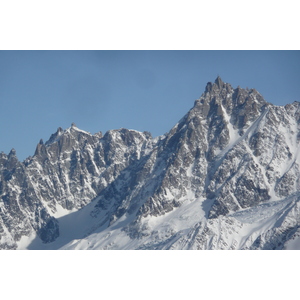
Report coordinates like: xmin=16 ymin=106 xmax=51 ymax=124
xmin=1 ymin=76 xmax=300 ymax=250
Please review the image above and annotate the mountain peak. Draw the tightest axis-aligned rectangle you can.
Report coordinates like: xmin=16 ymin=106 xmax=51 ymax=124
xmin=204 ymin=76 xmax=226 ymax=94
xmin=214 ymin=75 xmax=224 ymax=88
xmin=8 ymin=148 xmax=17 ymax=157
xmin=2 ymin=77 xmax=300 ymax=250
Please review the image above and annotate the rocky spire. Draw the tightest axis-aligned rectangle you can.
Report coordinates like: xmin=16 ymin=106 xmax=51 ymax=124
xmin=0 ymin=151 xmax=7 ymax=162
xmin=8 ymin=148 xmax=17 ymax=157
xmin=205 ymin=81 xmax=213 ymax=93
xmin=45 ymin=127 xmax=64 ymax=146
xmin=214 ymin=76 xmax=224 ymax=89
xmin=205 ymin=76 xmax=225 ymax=94
xmin=7 ymin=148 xmax=19 ymax=168
xmin=34 ymin=140 xmax=47 ymax=158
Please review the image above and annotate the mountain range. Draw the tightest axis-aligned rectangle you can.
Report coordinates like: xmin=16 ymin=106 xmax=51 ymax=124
xmin=1 ymin=76 xmax=300 ymax=250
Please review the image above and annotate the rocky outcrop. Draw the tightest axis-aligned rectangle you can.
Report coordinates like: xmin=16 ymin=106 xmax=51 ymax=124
xmin=1 ymin=76 xmax=300 ymax=250
xmin=0 ymin=125 xmax=152 ymax=249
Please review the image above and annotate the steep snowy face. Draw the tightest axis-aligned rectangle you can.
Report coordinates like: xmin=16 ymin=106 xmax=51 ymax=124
xmin=0 ymin=125 xmax=153 ymax=249
xmin=1 ymin=76 xmax=300 ymax=250
xmin=205 ymin=93 xmax=300 ymax=219
xmin=124 ymin=77 xmax=272 ymax=220
xmin=83 ymin=77 xmax=300 ymax=249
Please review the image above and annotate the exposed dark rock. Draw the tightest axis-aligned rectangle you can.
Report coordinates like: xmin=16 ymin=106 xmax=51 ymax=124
xmin=1 ymin=77 xmax=300 ymax=250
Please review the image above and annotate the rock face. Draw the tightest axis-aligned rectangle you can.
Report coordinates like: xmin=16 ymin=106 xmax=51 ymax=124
xmin=0 ymin=126 xmax=152 ymax=249
xmin=1 ymin=76 xmax=300 ymax=250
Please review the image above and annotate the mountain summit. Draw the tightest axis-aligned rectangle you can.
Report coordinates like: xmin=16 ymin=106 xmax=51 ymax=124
xmin=1 ymin=78 xmax=300 ymax=250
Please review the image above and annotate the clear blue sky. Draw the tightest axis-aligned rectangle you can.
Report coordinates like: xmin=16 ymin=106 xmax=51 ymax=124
xmin=1 ymin=50 xmax=300 ymax=161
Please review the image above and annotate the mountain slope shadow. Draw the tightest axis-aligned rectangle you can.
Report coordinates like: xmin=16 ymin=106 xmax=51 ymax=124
xmin=26 ymin=198 xmax=108 ymax=250
xmin=26 ymin=151 xmax=155 ymax=250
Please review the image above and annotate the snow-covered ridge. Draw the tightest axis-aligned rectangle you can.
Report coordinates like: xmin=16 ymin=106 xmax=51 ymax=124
xmin=1 ymin=76 xmax=300 ymax=250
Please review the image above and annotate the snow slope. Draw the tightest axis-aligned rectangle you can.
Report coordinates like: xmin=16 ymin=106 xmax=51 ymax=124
xmin=2 ymin=76 xmax=300 ymax=250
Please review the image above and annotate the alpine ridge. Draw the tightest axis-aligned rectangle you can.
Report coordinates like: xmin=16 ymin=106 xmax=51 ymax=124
xmin=1 ymin=76 xmax=300 ymax=250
